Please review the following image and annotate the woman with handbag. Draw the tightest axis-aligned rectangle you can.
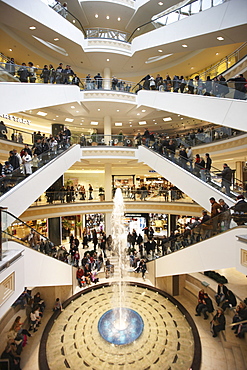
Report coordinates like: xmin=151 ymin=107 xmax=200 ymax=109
xmin=210 ymin=308 xmax=225 ymax=337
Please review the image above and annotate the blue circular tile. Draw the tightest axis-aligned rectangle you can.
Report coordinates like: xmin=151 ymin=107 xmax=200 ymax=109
xmin=98 ymin=307 xmax=144 ymax=345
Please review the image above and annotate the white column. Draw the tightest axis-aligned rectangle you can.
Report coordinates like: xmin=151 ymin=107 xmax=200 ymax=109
xmin=104 ymin=163 xmax=112 ymax=201
xmin=105 ymin=212 xmax=112 ymax=237
xmin=103 ymin=67 xmax=111 ymax=90
xmin=104 ymin=115 xmax=111 ymax=145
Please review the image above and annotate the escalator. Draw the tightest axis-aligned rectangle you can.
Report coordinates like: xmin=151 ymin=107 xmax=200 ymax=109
xmin=147 ymin=210 xmax=247 ymax=277
xmin=0 ymin=144 xmax=81 ymax=219
xmin=138 ymin=146 xmax=237 ymax=211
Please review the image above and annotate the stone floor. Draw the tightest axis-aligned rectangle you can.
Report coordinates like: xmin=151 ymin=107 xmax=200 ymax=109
xmin=19 ymin=264 xmax=247 ymax=370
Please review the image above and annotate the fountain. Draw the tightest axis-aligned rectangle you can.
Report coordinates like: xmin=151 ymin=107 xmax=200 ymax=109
xmin=98 ymin=188 xmax=144 ymax=345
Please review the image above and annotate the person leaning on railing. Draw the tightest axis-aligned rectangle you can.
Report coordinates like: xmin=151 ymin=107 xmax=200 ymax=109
xmin=230 ymin=194 xmax=247 ymax=226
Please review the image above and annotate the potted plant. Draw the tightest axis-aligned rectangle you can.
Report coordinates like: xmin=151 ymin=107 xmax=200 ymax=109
xmin=99 ymin=187 xmax=105 ymax=201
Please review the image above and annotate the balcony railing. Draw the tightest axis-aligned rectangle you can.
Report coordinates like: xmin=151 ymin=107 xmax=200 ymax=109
xmin=128 ymin=0 xmax=227 ymax=42
xmin=86 ymin=28 xmax=130 ymax=42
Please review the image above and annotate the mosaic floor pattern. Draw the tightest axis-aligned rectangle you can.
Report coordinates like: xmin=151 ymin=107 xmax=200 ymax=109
xmin=46 ymin=285 xmax=195 ymax=370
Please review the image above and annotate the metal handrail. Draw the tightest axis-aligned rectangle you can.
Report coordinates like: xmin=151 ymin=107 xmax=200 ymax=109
xmin=127 ymin=0 xmax=226 ymax=42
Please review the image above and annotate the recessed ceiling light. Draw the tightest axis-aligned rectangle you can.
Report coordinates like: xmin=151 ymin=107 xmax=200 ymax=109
xmin=117 ymin=17 xmax=121 ymax=21
xmin=81 ymin=119 xmax=84 ymax=122
xmin=115 ymin=122 xmax=122 ymax=126
xmin=191 ymin=67 xmax=194 ymax=69
xmin=154 ymin=122 xmax=157 ymax=125
xmin=9 ymin=48 xmax=12 ymax=51
xmin=217 ymin=36 xmax=224 ymax=41
xmin=71 ymin=106 xmax=75 ymax=109
xmin=163 ymin=117 xmax=172 ymax=122
xmin=158 ymin=49 xmax=163 ymax=53
xmin=182 ymin=44 xmax=188 ymax=48
xmin=91 ymin=121 xmax=98 ymax=125
xmin=117 ymin=109 xmax=119 ymax=112
xmin=137 ymin=28 xmax=140 ymax=31
xmin=216 ymin=52 xmax=219 ymax=55
xmin=29 ymin=26 xmax=36 ymax=30
xmin=153 ymin=119 xmax=155 ymax=121
xmin=130 ymin=124 xmax=132 ymax=127
xmin=56 ymin=115 xmax=59 ymax=117
xmin=139 ymin=121 xmax=147 ymax=125
xmin=54 ymin=38 xmax=59 ymax=41
xmin=95 ymin=14 xmax=98 ymax=18
xmin=142 ymin=109 xmax=146 ymax=112
xmin=53 ymin=119 xmax=56 ymax=121
xmin=106 ymin=58 xmax=110 ymax=62
xmin=98 ymin=108 xmax=101 ymax=111
xmin=76 ymin=111 xmax=79 ymax=113
xmin=106 ymin=16 xmax=110 ymax=19
xmin=178 ymin=114 xmax=180 ymax=117
xmin=158 ymin=2 xmax=163 ymax=5
xmin=181 ymin=118 xmax=184 ymax=120
xmin=80 ymin=123 xmax=83 ymax=125
xmin=72 ymin=20 xmax=75 ymax=23
xmin=65 ymin=118 xmax=74 ymax=122
xmin=137 ymin=113 xmax=140 ymax=116
xmin=37 ymin=111 xmax=47 ymax=116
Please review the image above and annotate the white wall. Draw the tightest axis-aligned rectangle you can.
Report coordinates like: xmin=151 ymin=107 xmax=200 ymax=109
xmin=137 ymin=146 xmax=235 ymax=212
xmin=137 ymin=91 xmax=247 ymax=132
xmin=132 ymin=0 xmax=247 ymax=53
xmin=155 ymin=227 xmax=247 ymax=277
xmin=1 ymin=0 xmax=85 ymax=47
xmin=0 ymin=254 xmax=25 ymax=318
xmin=1 ymin=83 xmax=81 ymax=115
xmin=0 ymin=144 xmax=81 ymax=218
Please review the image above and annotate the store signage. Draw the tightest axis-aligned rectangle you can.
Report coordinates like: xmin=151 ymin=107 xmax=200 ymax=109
xmin=0 ymin=113 xmax=31 ymax=125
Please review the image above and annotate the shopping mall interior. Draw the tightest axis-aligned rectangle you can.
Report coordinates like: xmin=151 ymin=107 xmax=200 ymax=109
xmin=0 ymin=0 xmax=247 ymax=369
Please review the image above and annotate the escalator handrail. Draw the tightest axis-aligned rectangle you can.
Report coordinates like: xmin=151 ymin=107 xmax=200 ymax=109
xmin=0 ymin=144 xmax=78 ymax=197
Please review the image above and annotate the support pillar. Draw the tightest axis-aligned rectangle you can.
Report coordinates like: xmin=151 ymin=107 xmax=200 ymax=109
xmin=48 ymin=217 xmax=62 ymax=246
xmin=103 ymin=67 xmax=111 ymax=90
xmin=105 ymin=212 xmax=112 ymax=237
xmin=104 ymin=163 xmax=112 ymax=201
xmin=235 ymin=161 xmax=243 ymax=183
xmin=104 ymin=116 xmax=112 ymax=145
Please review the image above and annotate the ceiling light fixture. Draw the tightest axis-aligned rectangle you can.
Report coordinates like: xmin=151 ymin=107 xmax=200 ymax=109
xmin=106 ymin=16 xmax=110 ymax=19
xmin=137 ymin=113 xmax=140 ymax=116
xmin=72 ymin=20 xmax=75 ymax=23
xmin=139 ymin=121 xmax=147 ymax=125
xmin=158 ymin=49 xmax=163 ymax=53
xmin=217 ymin=36 xmax=224 ymax=41
xmin=56 ymin=115 xmax=59 ymax=117
xmin=9 ymin=48 xmax=12 ymax=51
xmin=29 ymin=26 xmax=36 ymax=30
xmin=216 ymin=52 xmax=219 ymax=55
xmin=95 ymin=14 xmax=98 ymax=18
xmin=158 ymin=2 xmax=163 ymax=5
xmin=54 ymin=38 xmax=59 ymax=41
xmin=137 ymin=28 xmax=140 ymax=31
xmin=115 ymin=122 xmax=122 ymax=126
xmin=117 ymin=17 xmax=121 ymax=21
xmin=65 ymin=118 xmax=74 ymax=122
xmin=37 ymin=111 xmax=47 ymax=116
xmin=117 ymin=109 xmax=119 ymax=112
xmin=106 ymin=58 xmax=110 ymax=62
xmin=71 ymin=106 xmax=75 ymax=108
xmin=76 ymin=111 xmax=79 ymax=113
xmin=163 ymin=117 xmax=172 ymax=122
xmin=91 ymin=121 xmax=98 ymax=125
xmin=182 ymin=44 xmax=188 ymax=48
xmin=97 ymin=108 xmax=101 ymax=111
xmin=142 ymin=109 xmax=146 ymax=112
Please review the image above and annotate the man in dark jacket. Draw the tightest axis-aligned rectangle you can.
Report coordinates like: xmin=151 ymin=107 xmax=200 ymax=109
xmin=220 ymin=163 xmax=232 ymax=196
xmin=8 ymin=151 xmax=20 ymax=170
xmin=227 ymin=74 xmax=246 ymax=100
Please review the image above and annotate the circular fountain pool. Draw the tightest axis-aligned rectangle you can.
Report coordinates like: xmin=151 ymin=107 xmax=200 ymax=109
xmin=98 ymin=307 xmax=144 ymax=345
